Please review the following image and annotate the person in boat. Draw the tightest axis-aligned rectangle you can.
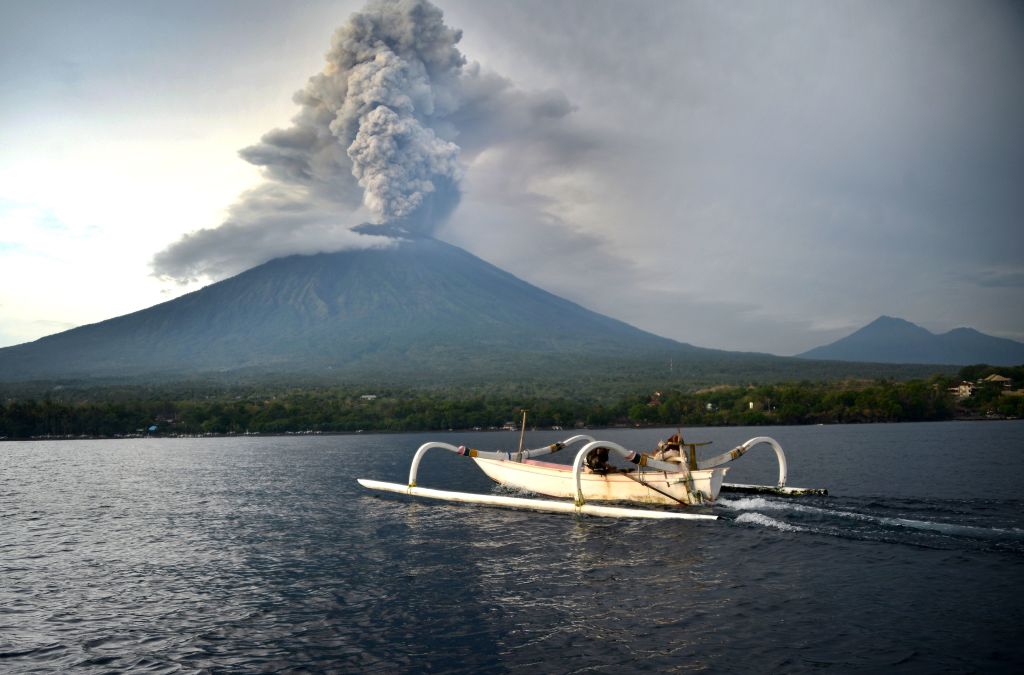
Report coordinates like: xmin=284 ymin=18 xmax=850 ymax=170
xmin=584 ymin=446 xmax=613 ymax=473
xmin=652 ymin=433 xmax=682 ymax=462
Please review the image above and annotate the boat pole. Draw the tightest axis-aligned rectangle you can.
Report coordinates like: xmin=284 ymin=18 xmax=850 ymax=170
xmin=516 ymin=409 xmax=528 ymax=461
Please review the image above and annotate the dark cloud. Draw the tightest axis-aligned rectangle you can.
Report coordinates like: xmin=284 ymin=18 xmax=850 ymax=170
xmin=432 ymin=0 xmax=1024 ymax=352
xmin=148 ymin=0 xmax=1022 ymax=351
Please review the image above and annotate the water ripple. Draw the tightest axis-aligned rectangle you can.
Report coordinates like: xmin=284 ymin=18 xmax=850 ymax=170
xmin=2 ymin=427 xmax=1023 ymax=672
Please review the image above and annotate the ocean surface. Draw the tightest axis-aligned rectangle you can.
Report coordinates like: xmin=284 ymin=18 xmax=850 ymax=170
xmin=2 ymin=421 xmax=1022 ymax=673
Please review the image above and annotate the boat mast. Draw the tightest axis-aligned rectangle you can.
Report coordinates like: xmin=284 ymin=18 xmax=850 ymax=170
xmin=516 ymin=409 xmax=528 ymax=459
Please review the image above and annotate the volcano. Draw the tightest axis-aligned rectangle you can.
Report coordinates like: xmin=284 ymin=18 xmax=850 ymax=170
xmin=0 ymin=237 xmax=744 ymax=384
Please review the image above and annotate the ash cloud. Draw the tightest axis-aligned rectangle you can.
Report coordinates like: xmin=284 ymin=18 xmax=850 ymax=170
xmin=153 ymin=0 xmax=576 ymax=282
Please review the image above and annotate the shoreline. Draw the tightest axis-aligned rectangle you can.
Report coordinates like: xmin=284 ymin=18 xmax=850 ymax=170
xmin=3 ymin=415 xmax=1019 ymax=443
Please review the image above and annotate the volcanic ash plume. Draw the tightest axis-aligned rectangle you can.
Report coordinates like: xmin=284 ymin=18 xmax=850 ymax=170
xmin=242 ymin=0 xmax=464 ymax=232
xmin=153 ymin=0 xmax=577 ymax=281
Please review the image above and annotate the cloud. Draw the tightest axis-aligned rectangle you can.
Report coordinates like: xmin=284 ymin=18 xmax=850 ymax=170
xmin=150 ymin=183 xmax=398 ymax=282
xmin=134 ymin=0 xmax=1022 ymax=351
xmin=432 ymin=0 xmax=1024 ymax=353
xmin=152 ymin=0 xmax=578 ymax=282
xmin=971 ymin=269 xmax=1024 ymax=289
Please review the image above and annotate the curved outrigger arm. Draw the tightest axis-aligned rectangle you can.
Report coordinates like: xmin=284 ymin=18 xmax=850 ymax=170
xmin=514 ymin=434 xmax=596 ymax=462
xmin=695 ymin=436 xmax=788 ymax=489
xmin=407 ymin=435 xmax=597 ymax=487
xmin=570 ymin=440 xmax=685 ymax=507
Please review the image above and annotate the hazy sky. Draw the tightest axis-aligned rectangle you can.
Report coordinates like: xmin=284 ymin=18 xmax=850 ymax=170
xmin=2 ymin=0 xmax=1022 ymax=354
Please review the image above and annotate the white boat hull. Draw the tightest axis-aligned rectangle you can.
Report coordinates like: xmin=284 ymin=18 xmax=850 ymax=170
xmin=473 ymin=458 xmax=728 ymax=506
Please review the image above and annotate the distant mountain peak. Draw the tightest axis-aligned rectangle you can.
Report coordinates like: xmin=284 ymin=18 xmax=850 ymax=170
xmin=799 ymin=316 xmax=1024 ymax=366
xmin=871 ymin=315 xmax=915 ymax=326
xmin=943 ymin=326 xmax=982 ymax=336
xmin=857 ymin=316 xmax=932 ymax=336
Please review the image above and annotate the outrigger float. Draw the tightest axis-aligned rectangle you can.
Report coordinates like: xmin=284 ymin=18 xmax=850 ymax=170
xmin=358 ymin=417 xmax=826 ymax=521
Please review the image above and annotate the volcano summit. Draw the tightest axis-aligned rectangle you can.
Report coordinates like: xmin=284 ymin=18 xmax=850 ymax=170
xmin=0 ymin=237 xmax=733 ymax=384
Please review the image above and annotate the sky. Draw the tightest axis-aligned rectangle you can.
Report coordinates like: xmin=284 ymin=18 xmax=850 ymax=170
xmin=1 ymin=0 xmax=1022 ymax=355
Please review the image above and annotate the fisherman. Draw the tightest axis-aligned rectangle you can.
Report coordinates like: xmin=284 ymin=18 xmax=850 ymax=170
xmin=584 ymin=446 xmax=612 ymax=473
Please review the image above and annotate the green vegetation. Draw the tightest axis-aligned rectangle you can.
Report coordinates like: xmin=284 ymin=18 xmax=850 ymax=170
xmin=3 ymin=365 xmax=1020 ymax=440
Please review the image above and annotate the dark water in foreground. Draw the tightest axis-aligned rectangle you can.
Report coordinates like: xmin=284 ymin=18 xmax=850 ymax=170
xmin=2 ymin=421 xmax=1023 ymax=673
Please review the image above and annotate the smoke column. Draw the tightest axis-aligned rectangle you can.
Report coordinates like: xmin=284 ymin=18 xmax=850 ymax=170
xmin=242 ymin=0 xmax=464 ymax=233
xmin=153 ymin=0 xmax=575 ymax=281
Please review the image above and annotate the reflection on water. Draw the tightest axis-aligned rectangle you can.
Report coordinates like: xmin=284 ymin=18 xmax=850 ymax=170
xmin=1 ymin=422 xmax=1023 ymax=672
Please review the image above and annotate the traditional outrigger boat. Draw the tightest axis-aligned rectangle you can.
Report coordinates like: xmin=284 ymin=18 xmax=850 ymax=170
xmin=358 ymin=418 xmax=826 ymax=521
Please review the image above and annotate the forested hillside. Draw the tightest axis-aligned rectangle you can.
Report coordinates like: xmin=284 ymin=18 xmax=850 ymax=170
xmin=5 ymin=367 xmax=1021 ymax=440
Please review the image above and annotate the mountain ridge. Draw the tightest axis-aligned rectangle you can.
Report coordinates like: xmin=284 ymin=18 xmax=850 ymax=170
xmin=0 ymin=242 xmax=958 ymax=387
xmin=797 ymin=315 xmax=1024 ymax=365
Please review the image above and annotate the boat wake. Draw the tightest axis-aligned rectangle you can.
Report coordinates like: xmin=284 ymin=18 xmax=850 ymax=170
xmin=490 ymin=484 xmax=538 ymax=498
xmin=733 ymin=512 xmax=807 ymax=532
xmin=718 ymin=496 xmax=1024 ymax=553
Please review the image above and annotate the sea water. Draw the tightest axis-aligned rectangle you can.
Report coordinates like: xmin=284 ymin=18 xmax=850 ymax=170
xmin=2 ymin=421 xmax=1022 ymax=672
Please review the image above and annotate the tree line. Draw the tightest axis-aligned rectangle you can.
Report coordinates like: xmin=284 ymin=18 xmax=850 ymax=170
xmin=3 ymin=366 xmax=1020 ymax=440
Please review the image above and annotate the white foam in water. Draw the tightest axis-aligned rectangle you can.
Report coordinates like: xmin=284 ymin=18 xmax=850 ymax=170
xmin=720 ymin=496 xmax=864 ymax=519
xmin=492 ymin=484 xmax=537 ymax=498
xmin=879 ymin=517 xmax=1024 ymax=539
xmin=717 ymin=497 xmax=780 ymax=511
xmin=735 ymin=512 xmax=806 ymax=532
xmin=720 ymin=496 xmax=1019 ymax=541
